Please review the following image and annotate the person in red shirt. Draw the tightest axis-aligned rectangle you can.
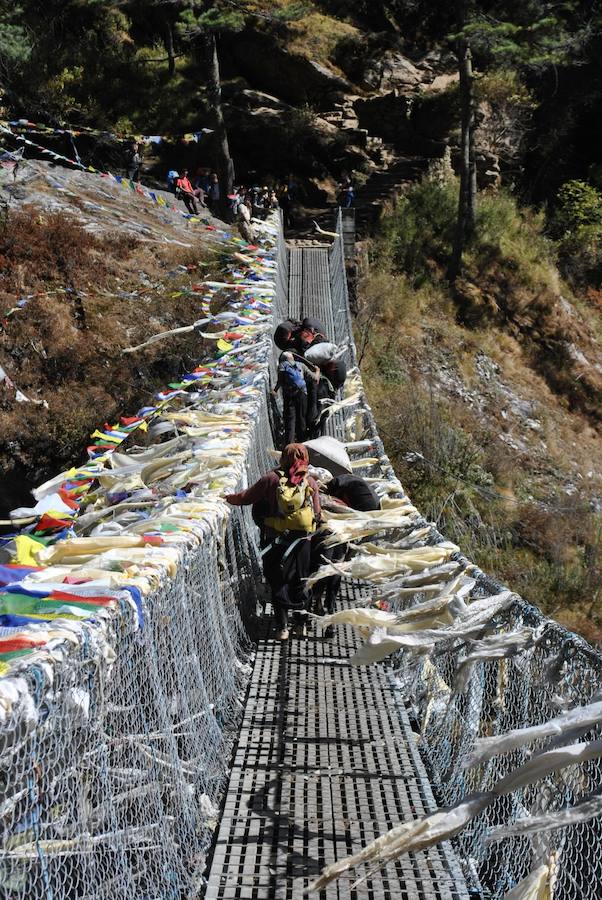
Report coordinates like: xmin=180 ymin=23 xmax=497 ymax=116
xmin=225 ymin=444 xmax=321 ymax=640
xmin=176 ymin=168 xmax=202 ymax=214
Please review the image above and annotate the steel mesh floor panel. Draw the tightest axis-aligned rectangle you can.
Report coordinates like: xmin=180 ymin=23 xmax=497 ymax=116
xmin=205 ymin=582 xmax=469 ymax=900
xmin=288 ymin=248 xmax=303 ymax=321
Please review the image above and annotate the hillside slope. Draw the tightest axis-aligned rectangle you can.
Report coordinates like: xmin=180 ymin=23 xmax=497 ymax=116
xmin=357 ymin=181 xmax=602 ymax=640
xmin=0 ymin=160 xmax=251 ymax=515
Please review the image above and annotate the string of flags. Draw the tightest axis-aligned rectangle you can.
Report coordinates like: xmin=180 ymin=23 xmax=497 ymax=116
xmin=0 ymin=132 xmax=209 ymax=227
xmin=2 ymin=118 xmax=213 ymax=144
xmin=0 ymin=210 xmax=280 ymax=681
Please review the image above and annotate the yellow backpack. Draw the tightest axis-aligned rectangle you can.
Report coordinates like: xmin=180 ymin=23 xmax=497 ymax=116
xmin=264 ymin=470 xmax=316 ymax=534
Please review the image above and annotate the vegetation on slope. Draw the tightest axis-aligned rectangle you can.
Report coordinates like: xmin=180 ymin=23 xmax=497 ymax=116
xmin=0 ymin=202 xmax=228 ymax=515
xmin=358 ymin=178 xmax=602 ymax=640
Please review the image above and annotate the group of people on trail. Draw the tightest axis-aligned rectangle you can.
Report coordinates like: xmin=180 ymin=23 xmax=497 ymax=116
xmin=168 ymin=173 xmax=288 ymax=231
xmin=167 ymin=168 xmax=220 ymax=215
xmin=225 ymin=316 xmax=377 ymax=641
xmin=273 ymin=317 xmax=347 ymax=445
xmin=123 ymin=142 xmax=306 ymax=229
xmin=124 ymin=140 xmax=352 ymax=224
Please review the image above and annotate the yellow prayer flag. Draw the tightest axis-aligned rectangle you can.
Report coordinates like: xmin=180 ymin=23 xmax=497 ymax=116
xmin=14 ymin=535 xmax=44 ymax=566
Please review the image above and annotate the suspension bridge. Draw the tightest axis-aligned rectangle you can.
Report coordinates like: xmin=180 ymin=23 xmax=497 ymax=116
xmin=1 ymin=207 xmax=601 ymax=900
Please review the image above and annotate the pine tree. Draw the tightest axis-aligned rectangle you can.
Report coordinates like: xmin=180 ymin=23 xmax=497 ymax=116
xmin=177 ymin=1 xmax=306 ymax=215
xmin=446 ymin=1 xmax=581 ymax=281
xmin=0 ymin=1 xmax=31 ymax=95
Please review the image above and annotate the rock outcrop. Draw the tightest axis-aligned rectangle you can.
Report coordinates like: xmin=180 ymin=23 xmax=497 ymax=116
xmin=220 ymin=29 xmax=352 ymax=108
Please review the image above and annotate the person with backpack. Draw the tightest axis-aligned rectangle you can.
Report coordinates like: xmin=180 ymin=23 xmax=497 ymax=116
xmin=236 ymin=195 xmax=255 ymax=243
xmin=207 ymin=172 xmax=220 ymax=212
xmin=224 ymin=444 xmax=321 ymax=640
xmin=273 ymin=351 xmax=319 ymax=445
xmin=337 ymin=171 xmax=354 ymax=208
xmin=167 ymin=170 xmax=179 ymax=193
xmin=311 ymin=473 xmax=380 ymax=637
xmin=278 ymin=184 xmax=293 ymax=230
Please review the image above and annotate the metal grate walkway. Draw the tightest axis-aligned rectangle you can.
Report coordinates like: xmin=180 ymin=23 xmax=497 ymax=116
xmin=205 ymin=248 xmax=470 ymax=899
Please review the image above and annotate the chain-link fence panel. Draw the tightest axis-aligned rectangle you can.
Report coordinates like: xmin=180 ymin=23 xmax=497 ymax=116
xmin=325 ymin=208 xmax=602 ymax=898
xmin=0 ymin=216 xmax=288 ymax=899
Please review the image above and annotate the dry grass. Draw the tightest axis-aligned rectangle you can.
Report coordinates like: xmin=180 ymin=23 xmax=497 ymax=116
xmin=356 ymin=211 xmax=602 ymax=641
xmin=270 ymin=1 xmax=359 ymax=73
xmin=0 ymin=208 xmax=227 ymax=514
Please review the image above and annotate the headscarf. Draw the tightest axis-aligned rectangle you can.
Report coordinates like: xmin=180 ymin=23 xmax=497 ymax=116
xmin=280 ymin=443 xmax=309 ymax=485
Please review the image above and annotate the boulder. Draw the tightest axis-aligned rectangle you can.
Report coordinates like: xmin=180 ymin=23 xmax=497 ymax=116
xmin=411 ymin=89 xmax=458 ymax=142
xmin=413 ymin=48 xmax=458 ymax=83
xmin=354 ymin=92 xmax=413 ymax=144
xmin=362 ymin=50 xmax=422 ymax=92
xmin=239 ymin=89 xmax=290 ymax=111
xmin=223 ymin=103 xmax=371 ymax=182
xmin=354 ymin=92 xmax=449 ymax=157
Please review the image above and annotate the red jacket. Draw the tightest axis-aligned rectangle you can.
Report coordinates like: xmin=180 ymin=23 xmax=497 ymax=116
xmin=176 ymin=176 xmax=194 ymax=194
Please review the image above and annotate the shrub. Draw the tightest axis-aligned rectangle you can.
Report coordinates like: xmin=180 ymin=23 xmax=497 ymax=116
xmin=553 ymin=181 xmax=602 ymax=287
xmin=554 ymin=180 xmax=602 ymax=235
xmin=378 ymin=179 xmax=556 ymax=297
xmin=474 ymin=69 xmax=535 ymax=165
xmin=378 ymin=179 xmax=457 ymax=285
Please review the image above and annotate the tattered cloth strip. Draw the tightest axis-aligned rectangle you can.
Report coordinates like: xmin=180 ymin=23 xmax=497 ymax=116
xmin=311 ymin=575 xmax=474 ymax=635
xmin=306 ymin=541 xmax=459 ymax=587
xmin=314 ymin=589 xmax=517 ymax=665
xmin=488 ymin=793 xmax=602 ymax=842
xmin=309 ymin=741 xmax=602 ymax=890
xmin=465 ymin=693 xmax=602 ymax=769
xmin=309 ymin=793 xmax=494 ymax=891
xmin=454 ymin=625 xmax=545 ymax=692
xmin=502 ymin=855 xmax=558 ymax=900
xmin=320 ymin=501 xmax=420 ymax=546
xmin=0 ymin=363 xmax=47 ymax=406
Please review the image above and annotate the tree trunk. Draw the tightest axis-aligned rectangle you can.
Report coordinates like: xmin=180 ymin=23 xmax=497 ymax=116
xmin=202 ymin=31 xmax=235 ymax=217
xmin=449 ymin=41 xmax=476 ymax=282
xmin=163 ymin=19 xmax=176 ymax=78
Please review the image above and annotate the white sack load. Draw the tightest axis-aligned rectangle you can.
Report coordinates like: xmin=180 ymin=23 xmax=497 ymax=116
xmin=303 ymin=436 xmax=352 ymax=475
xmin=304 ymin=341 xmax=340 ymax=365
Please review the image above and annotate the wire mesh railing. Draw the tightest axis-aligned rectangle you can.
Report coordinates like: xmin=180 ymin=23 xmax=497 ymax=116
xmin=326 ymin=206 xmax=602 ymax=898
xmin=0 ymin=217 xmax=288 ymax=900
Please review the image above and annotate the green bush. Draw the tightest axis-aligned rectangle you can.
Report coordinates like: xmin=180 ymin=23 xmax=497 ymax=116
xmin=378 ymin=179 xmax=457 ymax=285
xmin=553 ymin=181 xmax=602 ymax=287
xmin=554 ymin=180 xmax=602 ymax=234
xmin=378 ymin=178 xmax=556 ymax=294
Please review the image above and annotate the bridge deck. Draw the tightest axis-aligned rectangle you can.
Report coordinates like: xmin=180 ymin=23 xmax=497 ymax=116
xmin=205 ymin=248 xmax=470 ymax=899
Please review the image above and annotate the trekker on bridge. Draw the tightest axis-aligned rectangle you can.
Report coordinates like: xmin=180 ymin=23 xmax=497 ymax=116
xmin=337 ymin=171 xmax=354 ymax=208
xmin=273 ymin=350 xmax=323 ymax=445
xmin=224 ymin=444 xmax=321 ymax=640
xmin=312 ymin=473 xmax=380 ymax=636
